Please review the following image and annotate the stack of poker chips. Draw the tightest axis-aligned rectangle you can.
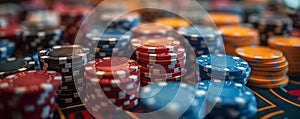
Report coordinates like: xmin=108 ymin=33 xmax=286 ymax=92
xmin=269 ymin=36 xmax=300 ymax=77
xmin=131 ymin=37 xmax=186 ymax=86
xmin=22 ymin=10 xmax=65 ymax=56
xmin=177 ymin=26 xmax=223 ymax=56
xmin=0 ymin=17 xmax=22 ymax=57
xmin=131 ymin=23 xmax=173 ymax=38
xmin=203 ymin=12 xmax=242 ymax=27
xmin=38 ymin=45 xmax=89 ymax=104
xmin=85 ymin=29 xmax=133 ymax=59
xmin=101 ymin=12 xmax=141 ymax=31
xmin=53 ymin=3 xmax=91 ymax=44
xmin=236 ymin=46 xmax=289 ymax=88
xmin=84 ymin=57 xmax=140 ymax=112
xmin=197 ymin=80 xmax=257 ymax=119
xmin=0 ymin=57 xmax=35 ymax=79
xmin=0 ymin=70 xmax=62 ymax=119
xmin=219 ymin=25 xmax=259 ymax=56
xmin=248 ymin=14 xmax=293 ymax=46
xmin=0 ymin=39 xmax=15 ymax=61
xmin=140 ymin=82 xmax=199 ymax=119
xmin=197 ymin=54 xmax=251 ymax=84
xmin=154 ymin=17 xmax=190 ymax=29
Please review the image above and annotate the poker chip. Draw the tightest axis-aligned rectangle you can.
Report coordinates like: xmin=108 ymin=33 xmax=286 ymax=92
xmin=219 ymin=25 xmax=259 ymax=56
xmin=0 ymin=70 xmax=61 ymax=119
xmin=39 ymin=45 xmax=89 ymax=104
xmin=84 ymin=57 xmax=140 ymax=112
xmin=137 ymin=55 xmax=186 ymax=65
xmin=140 ymin=82 xmax=196 ymax=118
xmin=136 ymin=48 xmax=186 ymax=60
xmin=203 ymin=12 xmax=242 ymax=27
xmin=131 ymin=37 xmax=181 ymax=53
xmin=248 ymin=14 xmax=293 ymax=46
xmin=0 ymin=57 xmax=35 ymax=78
xmin=154 ymin=17 xmax=190 ymax=29
xmin=177 ymin=25 xmax=223 ymax=56
xmin=269 ymin=36 xmax=300 ymax=77
xmin=197 ymin=80 xmax=257 ymax=118
xmin=197 ymin=54 xmax=250 ymax=84
xmin=86 ymin=29 xmax=133 ymax=59
xmin=141 ymin=69 xmax=186 ymax=79
xmin=236 ymin=46 xmax=289 ymax=88
xmin=85 ymin=57 xmax=139 ymax=79
xmin=0 ymin=39 xmax=15 ymax=60
xmin=131 ymin=23 xmax=173 ymax=37
xmin=101 ymin=12 xmax=141 ymax=31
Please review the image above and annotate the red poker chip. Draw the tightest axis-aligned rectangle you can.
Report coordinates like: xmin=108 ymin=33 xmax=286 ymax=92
xmin=139 ymin=65 xmax=184 ymax=74
xmin=85 ymin=79 xmax=140 ymax=94
xmin=136 ymin=48 xmax=186 ymax=60
xmin=141 ymin=68 xmax=186 ymax=79
xmin=141 ymin=74 xmax=184 ymax=83
xmin=131 ymin=23 xmax=173 ymax=37
xmin=137 ymin=55 xmax=186 ymax=65
xmin=0 ymin=25 xmax=22 ymax=37
xmin=85 ymin=98 xmax=139 ymax=112
xmin=84 ymin=71 xmax=140 ymax=86
xmin=85 ymin=91 xmax=139 ymax=105
xmin=138 ymin=60 xmax=185 ymax=69
xmin=0 ymin=70 xmax=62 ymax=95
xmin=131 ymin=37 xmax=181 ymax=53
xmin=85 ymin=57 xmax=139 ymax=79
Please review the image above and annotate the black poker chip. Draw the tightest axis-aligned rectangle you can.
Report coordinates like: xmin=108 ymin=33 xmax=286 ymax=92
xmin=0 ymin=57 xmax=35 ymax=78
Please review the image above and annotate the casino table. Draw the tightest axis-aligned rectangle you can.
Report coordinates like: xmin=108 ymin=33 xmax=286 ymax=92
xmin=49 ymin=77 xmax=300 ymax=119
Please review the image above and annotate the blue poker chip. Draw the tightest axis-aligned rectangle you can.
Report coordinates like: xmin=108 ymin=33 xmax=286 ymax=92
xmin=197 ymin=54 xmax=249 ymax=75
xmin=140 ymin=82 xmax=196 ymax=117
xmin=0 ymin=39 xmax=15 ymax=60
xmin=178 ymin=26 xmax=222 ymax=42
xmin=197 ymin=80 xmax=257 ymax=109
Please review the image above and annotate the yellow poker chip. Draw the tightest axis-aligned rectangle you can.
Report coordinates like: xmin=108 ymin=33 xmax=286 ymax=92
xmin=236 ymin=46 xmax=283 ymax=62
xmin=219 ymin=25 xmax=258 ymax=38
xmin=154 ymin=18 xmax=190 ymax=29
xmin=269 ymin=36 xmax=300 ymax=50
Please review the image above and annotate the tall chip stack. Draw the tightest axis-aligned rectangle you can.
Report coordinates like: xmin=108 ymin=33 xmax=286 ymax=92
xmin=22 ymin=10 xmax=65 ymax=56
xmin=84 ymin=57 xmax=140 ymax=112
xmin=236 ymin=46 xmax=289 ymax=88
xmin=0 ymin=57 xmax=35 ymax=79
xmin=197 ymin=54 xmax=251 ymax=84
xmin=131 ymin=36 xmax=186 ymax=86
xmin=53 ymin=2 xmax=91 ymax=44
xmin=197 ymin=80 xmax=257 ymax=118
xmin=0 ymin=70 xmax=62 ymax=119
xmin=248 ymin=14 xmax=293 ymax=46
xmin=38 ymin=45 xmax=89 ymax=105
xmin=219 ymin=25 xmax=259 ymax=56
xmin=269 ymin=36 xmax=300 ymax=77
xmin=85 ymin=29 xmax=133 ymax=59
xmin=203 ymin=12 xmax=242 ymax=27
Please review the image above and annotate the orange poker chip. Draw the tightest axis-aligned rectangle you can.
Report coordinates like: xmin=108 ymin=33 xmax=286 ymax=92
xmin=250 ymin=61 xmax=288 ymax=72
xmin=251 ymin=68 xmax=288 ymax=77
xmin=219 ymin=25 xmax=258 ymax=38
xmin=236 ymin=46 xmax=283 ymax=62
xmin=247 ymin=76 xmax=289 ymax=88
xmin=249 ymin=56 xmax=287 ymax=67
xmin=204 ymin=13 xmax=241 ymax=27
xmin=249 ymin=74 xmax=287 ymax=84
xmin=154 ymin=18 xmax=190 ymax=29
xmin=269 ymin=36 xmax=300 ymax=50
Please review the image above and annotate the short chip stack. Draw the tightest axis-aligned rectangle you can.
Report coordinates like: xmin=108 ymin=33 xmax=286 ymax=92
xmin=248 ymin=14 xmax=293 ymax=46
xmin=197 ymin=80 xmax=257 ymax=118
xmin=219 ymin=25 xmax=259 ymax=56
xmin=0 ymin=39 xmax=15 ymax=61
xmin=197 ymin=54 xmax=251 ymax=84
xmin=38 ymin=45 xmax=89 ymax=104
xmin=269 ymin=36 xmax=300 ymax=77
xmin=86 ymin=29 xmax=133 ymax=59
xmin=236 ymin=46 xmax=289 ymax=88
xmin=84 ymin=57 xmax=140 ymax=112
xmin=0 ymin=70 xmax=62 ymax=119
xmin=22 ymin=10 xmax=65 ymax=56
xmin=131 ymin=37 xmax=186 ymax=86
xmin=203 ymin=12 xmax=242 ymax=27
xmin=0 ymin=57 xmax=35 ymax=79
xmin=177 ymin=25 xmax=223 ymax=56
